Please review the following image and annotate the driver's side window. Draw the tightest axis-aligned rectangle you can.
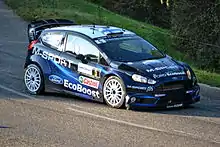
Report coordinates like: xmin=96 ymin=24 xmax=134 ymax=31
xmin=65 ymin=35 xmax=77 ymax=54
xmin=65 ymin=34 xmax=100 ymax=63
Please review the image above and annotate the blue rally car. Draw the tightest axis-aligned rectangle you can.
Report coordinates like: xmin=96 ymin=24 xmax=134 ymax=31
xmin=24 ymin=19 xmax=200 ymax=109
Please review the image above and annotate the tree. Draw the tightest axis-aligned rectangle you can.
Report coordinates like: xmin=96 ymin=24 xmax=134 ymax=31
xmin=171 ymin=0 xmax=220 ymax=71
xmin=88 ymin=0 xmax=171 ymax=28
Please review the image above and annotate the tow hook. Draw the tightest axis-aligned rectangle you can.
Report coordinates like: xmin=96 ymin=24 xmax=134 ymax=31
xmin=125 ymin=95 xmax=136 ymax=110
xmin=125 ymin=95 xmax=131 ymax=110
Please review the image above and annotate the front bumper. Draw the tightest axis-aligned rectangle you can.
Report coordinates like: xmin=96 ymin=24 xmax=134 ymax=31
xmin=125 ymin=85 xmax=200 ymax=109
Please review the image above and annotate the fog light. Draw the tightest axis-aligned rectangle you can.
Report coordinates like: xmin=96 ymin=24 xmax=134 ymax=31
xmin=130 ymin=97 xmax=136 ymax=103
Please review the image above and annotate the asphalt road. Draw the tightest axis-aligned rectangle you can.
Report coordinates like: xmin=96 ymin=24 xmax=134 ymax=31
xmin=0 ymin=0 xmax=220 ymax=146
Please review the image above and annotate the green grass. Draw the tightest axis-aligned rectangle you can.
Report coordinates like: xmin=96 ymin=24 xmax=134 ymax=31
xmin=5 ymin=0 xmax=220 ymax=87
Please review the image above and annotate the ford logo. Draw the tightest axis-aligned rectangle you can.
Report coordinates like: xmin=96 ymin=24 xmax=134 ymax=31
xmin=49 ymin=75 xmax=63 ymax=85
xmin=172 ymin=77 xmax=178 ymax=80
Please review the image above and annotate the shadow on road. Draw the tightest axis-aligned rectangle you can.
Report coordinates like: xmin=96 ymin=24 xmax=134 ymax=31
xmin=16 ymin=90 xmax=220 ymax=118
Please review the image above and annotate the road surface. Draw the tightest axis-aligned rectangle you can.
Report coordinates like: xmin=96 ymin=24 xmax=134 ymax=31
xmin=0 ymin=0 xmax=220 ymax=146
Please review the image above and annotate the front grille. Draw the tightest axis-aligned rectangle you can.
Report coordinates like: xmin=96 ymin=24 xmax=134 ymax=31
xmin=156 ymin=89 xmax=192 ymax=105
xmin=155 ymin=81 xmax=185 ymax=92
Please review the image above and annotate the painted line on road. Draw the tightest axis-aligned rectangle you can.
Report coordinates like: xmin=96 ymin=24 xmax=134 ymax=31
xmin=0 ymin=40 xmax=27 ymax=44
xmin=0 ymin=84 xmax=35 ymax=100
xmin=67 ymin=107 xmax=218 ymax=143
xmin=0 ymin=83 xmax=219 ymax=144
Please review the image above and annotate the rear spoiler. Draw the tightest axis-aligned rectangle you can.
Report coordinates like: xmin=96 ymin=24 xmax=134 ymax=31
xmin=27 ymin=19 xmax=75 ymax=43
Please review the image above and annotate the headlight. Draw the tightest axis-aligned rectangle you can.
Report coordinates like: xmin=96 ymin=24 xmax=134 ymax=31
xmin=132 ymin=74 xmax=156 ymax=84
xmin=186 ymin=69 xmax=192 ymax=80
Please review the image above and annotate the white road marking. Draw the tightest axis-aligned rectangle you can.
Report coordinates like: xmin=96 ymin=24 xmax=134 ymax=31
xmin=66 ymin=107 xmax=209 ymax=141
xmin=0 ymin=40 xmax=27 ymax=44
xmin=0 ymin=40 xmax=28 ymax=45
xmin=0 ymin=84 xmax=35 ymax=100
xmin=3 ymin=14 xmax=20 ymax=18
xmin=0 ymin=83 xmax=219 ymax=144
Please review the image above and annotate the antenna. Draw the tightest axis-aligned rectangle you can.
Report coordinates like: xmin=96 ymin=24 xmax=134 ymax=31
xmin=92 ymin=23 xmax=95 ymax=34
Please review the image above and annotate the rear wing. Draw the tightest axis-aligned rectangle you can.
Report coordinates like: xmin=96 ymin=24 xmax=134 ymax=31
xmin=27 ymin=19 xmax=75 ymax=43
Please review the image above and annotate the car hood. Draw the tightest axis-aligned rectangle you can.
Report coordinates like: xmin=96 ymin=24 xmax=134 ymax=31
xmin=115 ymin=57 xmax=186 ymax=80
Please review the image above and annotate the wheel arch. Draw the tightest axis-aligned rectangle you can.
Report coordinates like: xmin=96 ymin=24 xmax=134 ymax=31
xmin=24 ymin=55 xmax=51 ymax=75
xmin=101 ymin=73 xmax=126 ymax=89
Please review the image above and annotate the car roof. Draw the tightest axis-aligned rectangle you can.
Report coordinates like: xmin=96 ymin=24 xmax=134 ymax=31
xmin=47 ymin=25 xmax=136 ymax=39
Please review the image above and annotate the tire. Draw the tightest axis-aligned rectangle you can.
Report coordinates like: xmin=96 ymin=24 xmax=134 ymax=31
xmin=103 ymin=76 xmax=126 ymax=108
xmin=24 ymin=64 xmax=44 ymax=95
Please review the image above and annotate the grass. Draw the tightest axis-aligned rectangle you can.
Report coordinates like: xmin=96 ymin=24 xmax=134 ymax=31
xmin=4 ymin=0 xmax=220 ymax=87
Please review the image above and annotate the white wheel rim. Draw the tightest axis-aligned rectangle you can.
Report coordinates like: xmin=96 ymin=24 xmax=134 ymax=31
xmin=24 ymin=66 xmax=41 ymax=92
xmin=104 ymin=79 xmax=124 ymax=106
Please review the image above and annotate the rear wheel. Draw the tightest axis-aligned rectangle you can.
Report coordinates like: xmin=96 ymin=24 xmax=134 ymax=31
xmin=103 ymin=76 xmax=126 ymax=108
xmin=24 ymin=64 xmax=44 ymax=95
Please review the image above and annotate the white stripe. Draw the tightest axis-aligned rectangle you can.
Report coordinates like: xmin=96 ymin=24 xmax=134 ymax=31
xmin=0 ymin=84 xmax=35 ymax=99
xmin=67 ymin=107 xmax=220 ymax=144
xmin=0 ymin=84 xmax=219 ymax=144
xmin=0 ymin=40 xmax=27 ymax=44
xmin=67 ymin=107 xmax=193 ymax=136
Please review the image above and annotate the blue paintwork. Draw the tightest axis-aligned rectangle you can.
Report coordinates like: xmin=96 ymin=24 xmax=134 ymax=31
xmin=25 ymin=23 xmax=201 ymax=108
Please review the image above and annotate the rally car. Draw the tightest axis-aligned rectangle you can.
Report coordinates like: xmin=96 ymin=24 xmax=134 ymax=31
xmin=24 ymin=19 xmax=200 ymax=109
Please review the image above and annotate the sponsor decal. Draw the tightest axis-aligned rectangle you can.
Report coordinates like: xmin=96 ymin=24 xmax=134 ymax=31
xmin=49 ymin=75 xmax=63 ymax=84
xmin=64 ymin=79 xmax=100 ymax=98
xmin=146 ymin=65 xmax=179 ymax=73
xmin=79 ymin=76 xmax=99 ymax=89
xmin=127 ymin=85 xmax=154 ymax=92
xmin=146 ymin=86 xmax=154 ymax=92
xmin=153 ymin=71 xmax=186 ymax=79
xmin=155 ymin=94 xmax=166 ymax=97
xmin=127 ymin=85 xmax=147 ymax=90
xmin=95 ymin=39 xmax=106 ymax=44
xmin=186 ymin=90 xmax=194 ymax=94
xmin=172 ymin=77 xmax=178 ymax=80
xmin=166 ymin=103 xmax=183 ymax=108
xmin=32 ymin=47 xmax=73 ymax=68
xmin=127 ymin=62 xmax=133 ymax=65
xmin=78 ymin=63 xmax=101 ymax=78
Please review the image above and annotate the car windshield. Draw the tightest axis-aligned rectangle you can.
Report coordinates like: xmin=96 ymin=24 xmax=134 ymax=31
xmin=97 ymin=37 xmax=165 ymax=62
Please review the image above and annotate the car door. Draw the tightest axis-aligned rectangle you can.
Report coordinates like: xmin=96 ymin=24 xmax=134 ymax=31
xmin=38 ymin=31 xmax=68 ymax=91
xmin=60 ymin=33 xmax=103 ymax=101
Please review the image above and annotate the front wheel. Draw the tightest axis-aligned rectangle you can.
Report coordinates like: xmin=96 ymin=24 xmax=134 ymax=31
xmin=24 ymin=64 xmax=44 ymax=95
xmin=103 ymin=76 xmax=126 ymax=108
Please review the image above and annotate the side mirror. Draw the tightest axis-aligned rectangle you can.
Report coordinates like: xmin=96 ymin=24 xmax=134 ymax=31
xmin=76 ymin=54 xmax=88 ymax=64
